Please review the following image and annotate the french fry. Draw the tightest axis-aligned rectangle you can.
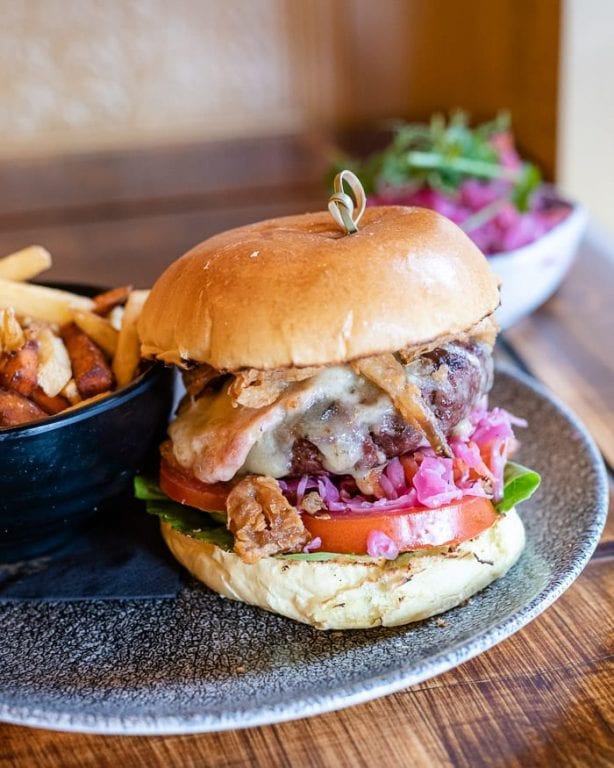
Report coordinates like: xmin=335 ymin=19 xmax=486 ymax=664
xmin=0 ymin=246 xmax=52 ymax=282
xmin=0 ymin=248 xmax=153 ymax=427
xmin=93 ymin=285 xmax=132 ymax=316
xmin=35 ymin=326 xmax=72 ymax=397
xmin=112 ymin=290 xmax=149 ymax=387
xmin=0 ymin=388 xmax=47 ymax=427
xmin=0 ymin=339 xmax=38 ymax=397
xmin=63 ymin=390 xmax=113 ymax=412
xmin=0 ymin=279 xmax=93 ymax=325
xmin=61 ymin=378 xmax=81 ymax=405
xmin=60 ymin=322 xmax=114 ymax=398
xmin=72 ymin=310 xmax=118 ymax=358
xmin=0 ymin=308 xmax=25 ymax=352
xmin=108 ymin=305 xmax=124 ymax=331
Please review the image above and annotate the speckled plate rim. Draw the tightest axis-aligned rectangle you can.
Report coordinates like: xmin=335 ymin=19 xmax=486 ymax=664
xmin=0 ymin=367 xmax=608 ymax=735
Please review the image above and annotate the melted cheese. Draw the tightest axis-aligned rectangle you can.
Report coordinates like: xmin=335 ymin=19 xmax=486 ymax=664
xmin=170 ymin=343 xmax=490 ymax=483
xmin=169 ymin=383 xmax=287 ymax=482
xmin=244 ymin=366 xmax=393 ymax=477
xmin=170 ymin=366 xmax=393 ymax=482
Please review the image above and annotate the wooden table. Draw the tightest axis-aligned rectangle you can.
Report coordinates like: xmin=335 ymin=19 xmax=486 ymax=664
xmin=0 ymin=137 xmax=612 ymax=767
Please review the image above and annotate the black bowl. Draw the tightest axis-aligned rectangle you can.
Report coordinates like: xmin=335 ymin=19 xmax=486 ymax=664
xmin=0 ymin=285 xmax=174 ymax=563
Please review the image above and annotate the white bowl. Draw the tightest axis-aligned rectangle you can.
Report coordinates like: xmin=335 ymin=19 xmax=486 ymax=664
xmin=490 ymin=201 xmax=587 ymax=329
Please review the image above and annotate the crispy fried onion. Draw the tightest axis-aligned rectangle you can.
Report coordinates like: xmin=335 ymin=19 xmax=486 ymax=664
xmin=354 ymin=468 xmax=386 ymax=498
xmin=229 ymin=366 xmax=323 ymax=409
xmin=397 ymin=314 xmax=498 ymax=364
xmin=299 ymin=491 xmax=326 ymax=515
xmin=226 ymin=475 xmax=311 ymax=562
xmin=0 ymin=308 xmax=25 ymax=353
xmin=182 ymin=363 xmax=220 ymax=398
xmin=353 ymin=353 xmax=452 ymax=457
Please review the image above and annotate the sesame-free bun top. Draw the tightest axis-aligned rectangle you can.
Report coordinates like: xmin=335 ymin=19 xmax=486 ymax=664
xmin=138 ymin=206 xmax=500 ymax=370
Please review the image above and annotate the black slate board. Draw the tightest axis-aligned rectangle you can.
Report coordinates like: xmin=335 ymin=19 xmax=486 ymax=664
xmin=0 ymin=496 xmax=181 ymax=601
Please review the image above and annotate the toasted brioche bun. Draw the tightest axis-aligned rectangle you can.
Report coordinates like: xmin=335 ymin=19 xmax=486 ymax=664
xmin=139 ymin=206 xmax=499 ymax=370
xmin=161 ymin=509 xmax=524 ymax=630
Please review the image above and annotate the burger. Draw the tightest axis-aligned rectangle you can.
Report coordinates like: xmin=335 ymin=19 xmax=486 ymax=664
xmin=136 ymin=172 xmax=539 ymax=630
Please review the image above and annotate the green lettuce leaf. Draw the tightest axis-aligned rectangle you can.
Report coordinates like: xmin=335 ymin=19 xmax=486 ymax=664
xmin=279 ymin=548 xmax=448 ymax=563
xmin=135 ymin=476 xmax=233 ymax=550
xmin=496 ymin=462 xmax=541 ymax=512
xmin=279 ymin=551 xmax=348 ymax=562
xmin=134 ymin=474 xmax=168 ymax=501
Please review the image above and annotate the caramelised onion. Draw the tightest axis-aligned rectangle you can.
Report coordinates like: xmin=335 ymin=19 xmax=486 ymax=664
xmin=353 ymin=353 xmax=452 ymax=457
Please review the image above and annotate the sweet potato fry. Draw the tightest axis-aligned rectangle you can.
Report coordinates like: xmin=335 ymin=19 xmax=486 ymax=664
xmin=112 ymin=290 xmax=149 ymax=388
xmin=30 ymin=386 xmax=70 ymax=415
xmin=72 ymin=310 xmax=118 ymax=357
xmin=0 ymin=245 xmax=51 ymax=282
xmin=93 ymin=285 xmax=132 ymax=316
xmin=0 ymin=339 xmax=38 ymax=397
xmin=0 ymin=388 xmax=47 ymax=427
xmin=60 ymin=322 xmax=115 ymax=398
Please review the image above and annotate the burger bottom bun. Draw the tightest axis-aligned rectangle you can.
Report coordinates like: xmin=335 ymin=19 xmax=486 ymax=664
xmin=161 ymin=509 xmax=525 ymax=630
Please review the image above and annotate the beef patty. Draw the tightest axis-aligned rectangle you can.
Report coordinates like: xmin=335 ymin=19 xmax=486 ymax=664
xmin=289 ymin=341 xmax=493 ymax=476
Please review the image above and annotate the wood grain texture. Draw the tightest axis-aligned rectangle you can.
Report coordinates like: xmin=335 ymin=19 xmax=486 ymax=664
xmin=0 ymin=196 xmax=325 ymax=288
xmin=399 ymin=0 xmax=561 ymax=178
xmin=0 ymin=135 xmax=327 ymax=287
xmin=286 ymin=0 xmax=560 ymax=179
xmin=0 ymin=135 xmax=326 ymax=219
xmin=1 ymin=0 xmax=560 ymax=179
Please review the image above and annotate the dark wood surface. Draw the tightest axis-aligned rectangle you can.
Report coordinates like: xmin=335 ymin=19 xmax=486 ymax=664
xmin=0 ymin=138 xmax=611 ymax=767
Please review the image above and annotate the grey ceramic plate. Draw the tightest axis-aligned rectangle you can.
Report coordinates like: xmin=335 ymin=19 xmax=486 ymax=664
xmin=0 ymin=368 xmax=607 ymax=735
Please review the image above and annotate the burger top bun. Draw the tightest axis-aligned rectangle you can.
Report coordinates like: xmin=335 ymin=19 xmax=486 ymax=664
xmin=138 ymin=206 xmax=500 ymax=371
xmin=161 ymin=508 xmax=525 ymax=630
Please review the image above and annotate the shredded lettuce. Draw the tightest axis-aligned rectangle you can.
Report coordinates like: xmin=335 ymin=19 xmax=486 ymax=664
xmin=496 ymin=461 xmax=541 ymax=512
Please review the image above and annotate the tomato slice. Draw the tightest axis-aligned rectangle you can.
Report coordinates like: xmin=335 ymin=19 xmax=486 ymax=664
xmin=160 ymin=459 xmax=497 ymax=554
xmin=302 ymin=496 xmax=497 ymax=553
xmin=160 ymin=459 xmax=229 ymax=513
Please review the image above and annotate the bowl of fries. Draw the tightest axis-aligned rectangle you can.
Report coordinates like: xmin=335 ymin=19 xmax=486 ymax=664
xmin=0 ymin=246 xmax=173 ymax=562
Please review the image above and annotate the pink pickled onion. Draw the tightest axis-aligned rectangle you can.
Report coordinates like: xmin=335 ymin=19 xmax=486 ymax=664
xmin=385 ymin=457 xmax=406 ymax=491
xmin=378 ymin=472 xmax=398 ymax=500
xmin=366 ymin=530 xmax=399 ymax=559
xmin=470 ymin=407 xmax=526 ymax=445
xmin=296 ymin=474 xmax=310 ymax=505
xmin=303 ymin=536 xmax=322 ymax=553
xmin=412 ymin=457 xmax=463 ymax=508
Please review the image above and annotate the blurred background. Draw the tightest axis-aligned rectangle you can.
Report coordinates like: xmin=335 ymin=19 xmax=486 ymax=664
xmin=0 ymin=0 xmax=612 ymax=283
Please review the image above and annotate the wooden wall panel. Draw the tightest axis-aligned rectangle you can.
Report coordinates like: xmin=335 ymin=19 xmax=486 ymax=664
xmin=2 ymin=0 xmax=560 ymax=177
xmin=306 ymin=0 xmax=561 ymax=179
xmin=399 ymin=0 xmax=561 ymax=178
